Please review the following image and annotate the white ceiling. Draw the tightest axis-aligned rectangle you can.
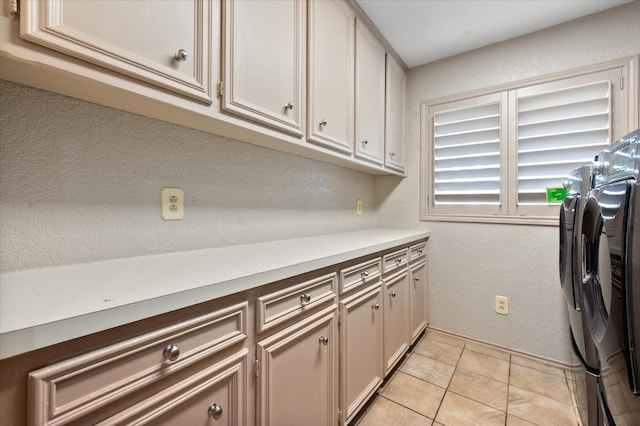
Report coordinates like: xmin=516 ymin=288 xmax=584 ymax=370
xmin=355 ymin=0 xmax=633 ymax=68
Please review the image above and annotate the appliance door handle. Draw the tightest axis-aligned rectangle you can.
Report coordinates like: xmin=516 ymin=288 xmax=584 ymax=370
xmin=569 ymin=327 xmax=600 ymax=378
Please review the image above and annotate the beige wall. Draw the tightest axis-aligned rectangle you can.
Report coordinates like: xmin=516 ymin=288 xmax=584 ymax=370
xmin=0 ymin=81 xmax=377 ymax=272
xmin=376 ymin=2 xmax=640 ymax=363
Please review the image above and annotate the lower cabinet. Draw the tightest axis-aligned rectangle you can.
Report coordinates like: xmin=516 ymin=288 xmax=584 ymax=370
xmin=339 ymin=284 xmax=384 ymax=424
xmin=256 ymin=305 xmax=338 ymax=426
xmin=24 ymin=238 xmax=428 ymax=426
xmin=383 ymin=269 xmax=411 ymax=374
xmin=409 ymin=259 xmax=429 ymax=344
xmin=98 ymin=350 xmax=248 ymax=425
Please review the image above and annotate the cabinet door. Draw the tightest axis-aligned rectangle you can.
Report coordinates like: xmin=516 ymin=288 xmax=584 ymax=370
xmin=96 ymin=350 xmax=248 ymax=426
xmin=307 ymin=0 xmax=354 ymax=154
xmin=339 ymin=285 xmax=383 ymax=424
xmin=410 ymin=260 xmax=429 ymax=343
xmin=20 ymin=0 xmax=212 ymax=103
xmin=383 ymin=270 xmax=410 ymax=374
xmin=257 ymin=306 xmax=338 ymax=426
xmin=354 ymin=21 xmax=385 ymax=164
xmin=222 ymin=0 xmax=304 ymax=136
xmin=385 ymin=54 xmax=406 ymax=172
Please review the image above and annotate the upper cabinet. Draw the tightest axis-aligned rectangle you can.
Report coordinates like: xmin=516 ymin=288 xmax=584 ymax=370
xmin=222 ymin=0 xmax=305 ymax=136
xmin=3 ymin=0 xmax=406 ymax=176
xmin=307 ymin=0 xmax=355 ymax=154
xmin=20 ymin=0 xmax=213 ymax=103
xmin=354 ymin=21 xmax=386 ymax=165
xmin=385 ymin=54 xmax=407 ymax=173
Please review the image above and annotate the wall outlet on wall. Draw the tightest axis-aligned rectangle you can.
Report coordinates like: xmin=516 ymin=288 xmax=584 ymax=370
xmin=356 ymin=199 xmax=363 ymax=216
xmin=495 ymin=296 xmax=509 ymax=315
xmin=161 ymin=188 xmax=184 ymax=220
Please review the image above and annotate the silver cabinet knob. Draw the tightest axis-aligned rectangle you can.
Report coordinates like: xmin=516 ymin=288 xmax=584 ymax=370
xmin=174 ymin=49 xmax=188 ymax=62
xmin=162 ymin=344 xmax=180 ymax=361
xmin=395 ymin=258 xmax=402 ymax=264
xmin=318 ymin=336 xmax=329 ymax=345
xmin=319 ymin=119 xmax=327 ymax=127
xmin=371 ymin=303 xmax=380 ymax=310
xmin=208 ymin=403 xmax=223 ymax=420
xmin=300 ymin=293 xmax=311 ymax=303
xmin=284 ymin=102 xmax=294 ymax=111
xmin=418 ymin=249 xmax=424 ymax=254
xmin=389 ymin=292 xmax=397 ymax=298
xmin=361 ymin=270 xmax=369 ymax=278
xmin=390 ymin=151 xmax=396 ymax=158
xmin=362 ymin=139 xmax=369 ymax=146
xmin=414 ymin=277 xmax=420 ymax=282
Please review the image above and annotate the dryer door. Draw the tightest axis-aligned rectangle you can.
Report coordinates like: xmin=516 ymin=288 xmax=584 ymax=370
xmin=581 ymin=182 xmax=640 ymax=423
xmin=560 ymin=195 xmax=579 ymax=309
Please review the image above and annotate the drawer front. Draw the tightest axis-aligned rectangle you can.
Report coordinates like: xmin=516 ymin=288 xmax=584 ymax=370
xmin=28 ymin=303 xmax=248 ymax=426
xmin=409 ymin=242 xmax=427 ymax=263
xmin=339 ymin=258 xmax=381 ymax=295
xmin=97 ymin=350 xmax=248 ymax=426
xmin=257 ymin=273 xmax=337 ymax=334
xmin=382 ymin=248 xmax=408 ymax=275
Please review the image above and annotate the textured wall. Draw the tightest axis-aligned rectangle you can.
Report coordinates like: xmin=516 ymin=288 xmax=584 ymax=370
xmin=376 ymin=2 xmax=640 ymax=362
xmin=0 ymin=81 xmax=376 ymax=272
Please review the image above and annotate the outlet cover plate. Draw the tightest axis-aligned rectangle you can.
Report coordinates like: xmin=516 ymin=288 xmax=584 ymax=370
xmin=161 ymin=188 xmax=184 ymax=220
xmin=495 ymin=295 xmax=509 ymax=315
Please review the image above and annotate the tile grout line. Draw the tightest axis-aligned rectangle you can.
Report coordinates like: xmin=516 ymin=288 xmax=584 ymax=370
xmin=430 ymin=340 xmax=467 ymax=424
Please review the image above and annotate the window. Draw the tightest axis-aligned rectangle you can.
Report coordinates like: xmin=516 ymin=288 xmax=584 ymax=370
xmin=421 ymin=58 xmax=637 ymax=224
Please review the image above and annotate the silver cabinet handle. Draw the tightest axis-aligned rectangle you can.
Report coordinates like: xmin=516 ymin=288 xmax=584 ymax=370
xmin=361 ymin=270 xmax=369 ymax=278
xmin=174 ymin=49 xmax=188 ymax=62
xmin=284 ymin=102 xmax=294 ymax=111
xmin=319 ymin=336 xmax=329 ymax=345
xmin=362 ymin=139 xmax=368 ymax=146
xmin=418 ymin=249 xmax=424 ymax=254
xmin=414 ymin=277 xmax=420 ymax=282
xmin=372 ymin=303 xmax=380 ymax=310
xmin=390 ymin=151 xmax=396 ymax=158
xmin=389 ymin=292 xmax=397 ymax=298
xmin=300 ymin=293 xmax=311 ymax=303
xmin=162 ymin=344 xmax=180 ymax=361
xmin=319 ymin=119 xmax=327 ymax=127
xmin=208 ymin=403 xmax=223 ymax=420
xmin=395 ymin=258 xmax=402 ymax=264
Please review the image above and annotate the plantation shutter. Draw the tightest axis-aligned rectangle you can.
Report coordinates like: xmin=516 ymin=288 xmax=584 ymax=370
xmin=515 ymin=75 xmax=612 ymax=214
xmin=429 ymin=93 xmax=506 ymax=215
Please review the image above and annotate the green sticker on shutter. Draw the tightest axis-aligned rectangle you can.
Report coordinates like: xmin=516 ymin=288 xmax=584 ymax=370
xmin=546 ymin=187 xmax=567 ymax=202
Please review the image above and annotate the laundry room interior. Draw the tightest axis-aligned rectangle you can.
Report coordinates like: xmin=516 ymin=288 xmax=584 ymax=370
xmin=1 ymin=1 xmax=639 ymax=425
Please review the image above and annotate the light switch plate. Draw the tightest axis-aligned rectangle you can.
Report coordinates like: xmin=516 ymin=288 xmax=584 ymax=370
xmin=161 ymin=188 xmax=184 ymax=220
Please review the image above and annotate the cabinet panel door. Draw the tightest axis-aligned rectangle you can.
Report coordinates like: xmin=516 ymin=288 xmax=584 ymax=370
xmin=307 ymin=0 xmax=354 ymax=154
xmin=410 ymin=261 xmax=429 ymax=343
xmin=21 ymin=0 xmax=213 ymax=103
xmin=385 ymin=54 xmax=406 ymax=172
xmin=339 ymin=285 xmax=383 ymax=424
xmin=354 ymin=21 xmax=385 ymax=164
xmin=223 ymin=0 xmax=304 ymax=136
xmin=257 ymin=306 xmax=338 ymax=426
xmin=383 ymin=270 xmax=410 ymax=374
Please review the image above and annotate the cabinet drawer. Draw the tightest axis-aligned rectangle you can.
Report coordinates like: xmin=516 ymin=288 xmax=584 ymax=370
xmin=257 ymin=273 xmax=337 ymax=334
xmin=382 ymin=248 xmax=408 ymax=275
xmin=339 ymin=258 xmax=381 ymax=295
xmin=97 ymin=350 xmax=248 ymax=426
xmin=28 ymin=303 xmax=248 ymax=426
xmin=409 ymin=242 xmax=427 ymax=263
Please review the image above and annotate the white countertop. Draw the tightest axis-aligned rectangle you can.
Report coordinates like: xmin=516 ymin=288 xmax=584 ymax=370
xmin=0 ymin=228 xmax=429 ymax=359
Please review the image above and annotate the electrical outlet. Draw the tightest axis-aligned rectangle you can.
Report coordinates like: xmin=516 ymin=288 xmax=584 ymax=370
xmin=495 ymin=296 xmax=509 ymax=315
xmin=161 ymin=188 xmax=184 ymax=220
xmin=356 ymin=199 xmax=363 ymax=216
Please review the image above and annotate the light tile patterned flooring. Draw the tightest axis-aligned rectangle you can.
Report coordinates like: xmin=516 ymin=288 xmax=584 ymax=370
xmin=354 ymin=329 xmax=581 ymax=426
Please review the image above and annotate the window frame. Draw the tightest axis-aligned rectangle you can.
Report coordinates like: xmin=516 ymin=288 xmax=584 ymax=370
xmin=420 ymin=56 xmax=639 ymax=226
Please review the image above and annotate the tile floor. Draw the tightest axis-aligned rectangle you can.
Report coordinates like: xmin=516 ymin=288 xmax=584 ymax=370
xmin=354 ymin=329 xmax=581 ymax=426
